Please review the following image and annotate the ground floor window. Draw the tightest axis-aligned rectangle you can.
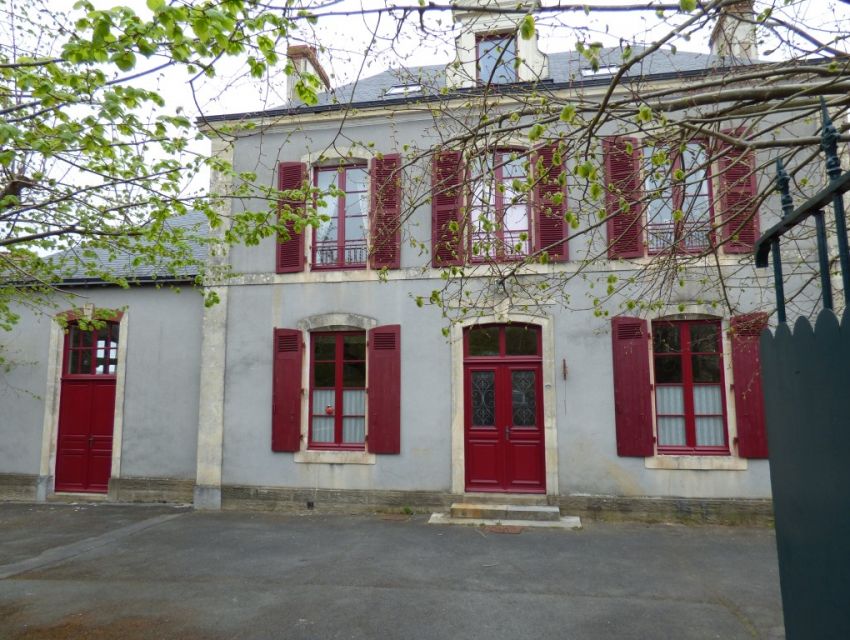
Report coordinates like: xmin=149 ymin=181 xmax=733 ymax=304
xmin=309 ymin=331 xmax=366 ymax=449
xmin=652 ymin=319 xmax=728 ymax=454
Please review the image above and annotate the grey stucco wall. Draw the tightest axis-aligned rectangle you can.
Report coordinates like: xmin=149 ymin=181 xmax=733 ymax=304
xmin=219 ymin=271 xmax=775 ymax=499
xmin=221 ymin=277 xmax=452 ymax=491
xmin=212 ymin=104 xmax=793 ymax=500
xmin=0 ymin=311 xmax=52 ymax=475
xmin=0 ymin=286 xmax=203 ymax=482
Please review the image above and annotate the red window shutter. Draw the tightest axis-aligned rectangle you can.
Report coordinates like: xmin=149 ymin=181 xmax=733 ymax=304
xmin=277 ymin=162 xmax=307 ymax=273
xmin=534 ymin=143 xmax=568 ymax=261
xmin=603 ymin=137 xmax=644 ymax=259
xmin=611 ymin=316 xmax=654 ymax=456
xmin=272 ymin=328 xmax=303 ymax=452
xmin=718 ymin=132 xmax=758 ymax=254
xmin=730 ymin=313 xmax=769 ymax=458
xmin=367 ymin=324 xmax=401 ymax=454
xmin=370 ymin=154 xmax=402 ymax=269
xmin=431 ymin=150 xmax=464 ymax=267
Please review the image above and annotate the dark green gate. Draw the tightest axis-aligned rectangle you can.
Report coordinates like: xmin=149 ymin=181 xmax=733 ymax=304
xmin=755 ymin=101 xmax=850 ymax=639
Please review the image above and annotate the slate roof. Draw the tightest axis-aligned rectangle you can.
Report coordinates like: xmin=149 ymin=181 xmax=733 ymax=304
xmin=310 ymin=46 xmax=719 ymax=107
xmin=202 ymin=45 xmax=723 ymax=122
xmin=57 ymin=210 xmax=208 ymax=285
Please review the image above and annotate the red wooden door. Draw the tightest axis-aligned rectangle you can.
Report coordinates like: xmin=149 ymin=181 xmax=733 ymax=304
xmin=55 ymin=323 xmax=119 ymax=493
xmin=464 ymin=325 xmax=545 ymax=493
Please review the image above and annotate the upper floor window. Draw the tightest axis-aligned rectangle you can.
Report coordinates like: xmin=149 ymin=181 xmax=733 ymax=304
xmin=313 ymin=164 xmax=368 ymax=269
xmin=476 ymin=33 xmax=517 ymax=84
xmin=604 ymin=135 xmax=757 ymax=259
xmin=645 ymin=142 xmax=713 ymax=253
xmin=469 ymin=149 xmax=530 ymax=260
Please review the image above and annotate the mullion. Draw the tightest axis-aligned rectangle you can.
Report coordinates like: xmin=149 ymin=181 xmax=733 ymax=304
xmin=336 ymin=169 xmax=347 ymax=265
xmin=680 ymin=323 xmax=696 ymax=448
xmin=494 ymin=154 xmax=506 ymax=253
xmin=334 ymin=334 xmax=344 ymax=444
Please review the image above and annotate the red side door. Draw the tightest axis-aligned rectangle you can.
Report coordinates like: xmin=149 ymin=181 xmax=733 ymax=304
xmin=55 ymin=323 xmax=119 ymax=494
xmin=463 ymin=325 xmax=545 ymax=493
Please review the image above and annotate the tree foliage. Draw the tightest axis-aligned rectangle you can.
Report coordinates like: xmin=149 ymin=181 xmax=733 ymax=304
xmin=1 ymin=0 xmax=849 ymax=333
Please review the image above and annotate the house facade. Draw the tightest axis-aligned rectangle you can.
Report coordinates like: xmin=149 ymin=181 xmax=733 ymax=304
xmin=1 ymin=3 xmax=798 ymax=520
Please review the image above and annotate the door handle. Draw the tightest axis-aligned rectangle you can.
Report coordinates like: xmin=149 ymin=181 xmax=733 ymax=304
xmin=504 ymin=426 xmax=511 ymax=440
xmin=88 ymin=436 xmax=95 ymax=448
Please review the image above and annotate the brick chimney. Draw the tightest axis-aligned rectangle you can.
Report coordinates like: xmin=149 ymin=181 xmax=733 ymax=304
xmin=287 ymin=45 xmax=331 ymax=104
xmin=709 ymin=1 xmax=757 ymax=62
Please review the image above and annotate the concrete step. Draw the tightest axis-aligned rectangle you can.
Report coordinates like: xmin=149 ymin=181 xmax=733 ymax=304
xmin=460 ymin=493 xmax=551 ymax=506
xmin=450 ymin=502 xmax=561 ymax=522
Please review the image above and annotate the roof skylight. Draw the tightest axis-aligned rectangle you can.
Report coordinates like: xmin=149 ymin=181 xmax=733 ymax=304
xmin=385 ymin=83 xmax=423 ymax=96
xmin=580 ymin=65 xmax=620 ymax=77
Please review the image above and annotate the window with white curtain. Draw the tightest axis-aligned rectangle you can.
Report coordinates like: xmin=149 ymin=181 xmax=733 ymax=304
xmin=309 ymin=332 xmax=367 ymax=449
xmin=652 ymin=319 xmax=728 ymax=454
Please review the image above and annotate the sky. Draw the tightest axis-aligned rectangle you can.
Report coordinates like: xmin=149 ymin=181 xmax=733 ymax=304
xmin=11 ymin=0 xmax=848 ymax=198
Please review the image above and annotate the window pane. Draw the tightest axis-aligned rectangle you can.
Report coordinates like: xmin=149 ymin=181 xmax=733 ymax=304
xmin=692 ymin=355 xmax=721 ymax=383
xmin=468 ymin=327 xmax=499 ymax=356
xmin=657 ymin=417 xmax=687 ymax=446
xmin=315 ymin=217 xmax=337 ymax=244
xmin=316 ymin=168 xmax=338 ymax=191
xmin=343 ymin=334 xmax=366 ymax=360
xmin=346 ymin=167 xmax=368 ymax=193
xmin=345 ymin=192 xmax=368 ymax=219
xmin=311 ymin=416 xmax=335 ymax=443
xmin=478 ymin=36 xmax=517 ymax=83
xmin=343 ymin=362 xmax=366 ymax=387
xmin=344 ymin=211 xmax=367 ymax=242
xmin=696 ymin=416 xmax=725 ymax=447
xmin=68 ymin=350 xmax=80 ymax=374
xmin=652 ymin=324 xmax=680 ymax=352
xmin=77 ymin=349 xmax=92 ymax=374
xmin=471 ymin=370 xmax=495 ymax=426
xmin=313 ymin=335 xmax=336 ymax=360
xmin=342 ymin=389 xmax=366 ymax=416
xmin=342 ymin=417 xmax=365 ymax=444
xmin=96 ymin=340 xmax=108 ymax=374
xmin=690 ymin=323 xmax=720 ymax=353
xmin=505 ymin=326 xmax=538 ymax=356
xmin=511 ymin=370 xmax=537 ymax=426
xmin=654 ymin=355 xmax=682 ymax=383
xmin=655 ymin=386 xmax=684 ymax=415
xmin=313 ymin=389 xmax=335 ymax=413
xmin=693 ymin=385 xmax=722 ymax=415
xmin=314 ymin=362 xmax=335 ymax=387
xmin=501 ymin=155 xmax=525 ymax=179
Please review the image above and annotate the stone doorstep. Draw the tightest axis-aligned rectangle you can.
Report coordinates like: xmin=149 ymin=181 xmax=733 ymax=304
xmin=450 ymin=502 xmax=562 ymax=522
xmin=429 ymin=512 xmax=582 ymax=531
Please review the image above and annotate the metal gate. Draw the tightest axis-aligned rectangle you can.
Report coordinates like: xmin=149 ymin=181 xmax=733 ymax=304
xmin=755 ymin=100 xmax=850 ymax=639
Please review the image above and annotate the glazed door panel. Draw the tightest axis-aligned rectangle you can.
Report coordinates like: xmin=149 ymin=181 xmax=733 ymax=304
xmin=464 ymin=363 xmax=545 ymax=493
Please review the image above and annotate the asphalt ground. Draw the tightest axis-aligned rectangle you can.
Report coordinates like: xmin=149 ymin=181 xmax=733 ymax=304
xmin=0 ymin=503 xmax=784 ymax=639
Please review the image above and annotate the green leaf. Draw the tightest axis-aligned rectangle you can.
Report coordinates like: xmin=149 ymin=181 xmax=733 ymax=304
xmin=519 ymin=15 xmax=535 ymax=40
xmin=528 ymin=123 xmax=545 ymax=141
xmin=559 ymin=104 xmax=577 ymax=124
xmin=679 ymin=0 xmax=697 ymax=11
xmin=146 ymin=0 xmax=165 ymax=11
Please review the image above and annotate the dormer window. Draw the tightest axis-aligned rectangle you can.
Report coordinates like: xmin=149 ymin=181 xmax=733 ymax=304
xmin=476 ymin=33 xmax=517 ymax=84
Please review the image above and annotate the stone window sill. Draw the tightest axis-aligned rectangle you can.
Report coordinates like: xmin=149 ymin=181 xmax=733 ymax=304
xmin=644 ymin=455 xmax=748 ymax=471
xmin=294 ymin=450 xmax=376 ymax=465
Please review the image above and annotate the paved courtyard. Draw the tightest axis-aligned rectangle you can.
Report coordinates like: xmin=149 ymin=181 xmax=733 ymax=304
xmin=0 ymin=503 xmax=783 ymax=639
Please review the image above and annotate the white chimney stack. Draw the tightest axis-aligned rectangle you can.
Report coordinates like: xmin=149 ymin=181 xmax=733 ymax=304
xmin=709 ymin=1 xmax=758 ymax=63
xmin=287 ymin=46 xmax=331 ymax=105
